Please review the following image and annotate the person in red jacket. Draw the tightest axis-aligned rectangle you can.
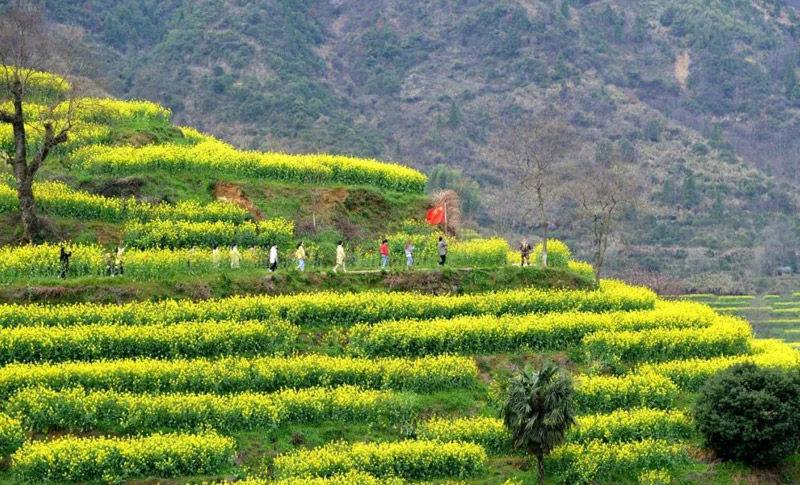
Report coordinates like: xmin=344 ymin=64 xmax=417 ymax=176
xmin=380 ymin=239 xmax=389 ymax=270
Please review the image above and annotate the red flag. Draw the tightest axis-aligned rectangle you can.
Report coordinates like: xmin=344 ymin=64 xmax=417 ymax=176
xmin=426 ymin=203 xmax=446 ymax=225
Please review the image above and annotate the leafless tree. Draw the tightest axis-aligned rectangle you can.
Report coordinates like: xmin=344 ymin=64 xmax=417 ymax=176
xmin=503 ymin=114 xmax=572 ymax=266
xmin=574 ymin=143 xmax=639 ymax=283
xmin=0 ymin=2 xmax=77 ymax=242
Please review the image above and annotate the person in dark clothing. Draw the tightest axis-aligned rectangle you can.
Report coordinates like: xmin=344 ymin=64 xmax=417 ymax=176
xmin=438 ymin=236 xmax=448 ymax=266
xmin=59 ymin=246 xmax=72 ymax=279
xmin=520 ymin=239 xmax=532 ymax=267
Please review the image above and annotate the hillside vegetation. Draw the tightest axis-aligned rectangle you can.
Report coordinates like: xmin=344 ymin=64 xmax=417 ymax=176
xmin=18 ymin=0 xmax=800 ymax=289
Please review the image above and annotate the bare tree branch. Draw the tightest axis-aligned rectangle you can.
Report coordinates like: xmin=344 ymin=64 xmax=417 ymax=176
xmin=501 ymin=112 xmax=573 ymax=266
xmin=0 ymin=1 xmax=78 ymax=242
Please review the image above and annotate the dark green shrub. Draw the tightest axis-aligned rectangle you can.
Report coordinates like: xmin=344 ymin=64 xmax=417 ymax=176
xmin=694 ymin=363 xmax=800 ymax=466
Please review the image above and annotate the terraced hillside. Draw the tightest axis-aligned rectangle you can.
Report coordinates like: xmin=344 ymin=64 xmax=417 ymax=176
xmin=0 ymin=275 xmax=798 ymax=483
xmin=3 ymin=73 xmax=800 ymax=483
xmin=680 ymin=293 xmax=800 ymax=349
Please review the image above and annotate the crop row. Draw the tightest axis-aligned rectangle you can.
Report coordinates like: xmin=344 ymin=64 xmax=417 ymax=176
xmin=0 ymin=243 xmax=271 ymax=282
xmin=241 ymin=473 xmax=525 ymax=485
xmin=0 ymin=279 xmax=656 ymax=328
xmin=415 ymin=408 xmax=693 ymax=455
xmin=347 ymin=301 xmax=716 ymax=357
xmin=583 ymin=316 xmax=752 ymax=363
xmin=639 ymin=339 xmax=800 ymax=391
xmin=8 ymin=385 xmax=416 ymax=434
xmin=124 ymin=218 xmax=294 ymax=248
xmin=0 ymin=319 xmax=298 ymax=364
xmin=0 ymin=355 xmax=477 ymax=399
xmin=73 ymin=138 xmax=428 ymax=193
xmin=548 ymin=438 xmax=689 ymax=485
xmin=0 ymin=121 xmax=111 ymax=153
xmin=0 ymin=413 xmax=24 ymax=456
xmin=273 ymin=439 xmax=487 ymax=481
xmin=10 ymin=431 xmax=233 ymax=483
xmin=0 ymin=181 xmax=250 ymax=223
xmin=575 ymin=372 xmax=678 ymax=413
xmin=240 ymin=472 xmax=409 ymax=484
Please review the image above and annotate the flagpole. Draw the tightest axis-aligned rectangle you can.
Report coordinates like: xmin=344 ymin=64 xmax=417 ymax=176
xmin=444 ymin=202 xmax=448 ymax=237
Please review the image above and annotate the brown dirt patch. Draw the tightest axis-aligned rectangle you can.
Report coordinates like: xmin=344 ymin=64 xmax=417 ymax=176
xmin=322 ymin=187 xmax=349 ymax=212
xmin=214 ymin=182 xmax=264 ymax=220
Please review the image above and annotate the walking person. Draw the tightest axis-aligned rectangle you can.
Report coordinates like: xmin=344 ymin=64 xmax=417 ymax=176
xmin=438 ymin=236 xmax=448 ymax=266
xmin=269 ymin=243 xmax=278 ymax=272
xmin=520 ymin=239 xmax=532 ymax=267
xmin=380 ymin=239 xmax=389 ymax=270
xmin=295 ymin=242 xmax=306 ymax=272
xmin=405 ymin=240 xmax=415 ymax=269
xmin=115 ymin=244 xmax=127 ymax=276
xmin=59 ymin=245 xmax=72 ymax=279
xmin=230 ymin=245 xmax=241 ymax=269
xmin=333 ymin=241 xmax=347 ymax=273
xmin=212 ymin=244 xmax=221 ymax=269
xmin=187 ymin=246 xmax=197 ymax=271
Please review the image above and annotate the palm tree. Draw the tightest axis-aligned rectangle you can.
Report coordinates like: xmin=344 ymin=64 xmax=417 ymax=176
xmin=501 ymin=361 xmax=576 ymax=485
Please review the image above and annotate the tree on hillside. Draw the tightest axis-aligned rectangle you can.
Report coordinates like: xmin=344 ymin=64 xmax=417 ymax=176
xmin=694 ymin=363 xmax=800 ymax=466
xmin=502 ymin=361 xmax=576 ymax=485
xmin=574 ymin=140 xmax=639 ymax=282
xmin=0 ymin=2 xmax=77 ymax=242
xmin=430 ymin=189 xmax=462 ymax=236
xmin=427 ymin=164 xmax=481 ymax=221
xmin=753 ymin=220 xmax=799 ymax=276
xmin=503 ymin=115 xmax=572 ymax=267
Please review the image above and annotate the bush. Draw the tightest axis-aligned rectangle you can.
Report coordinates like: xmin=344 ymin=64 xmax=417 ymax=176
xmin=694 ymin=362 xmax=800 ymax=466
xmin=532 ymin=239 xmax=571 ymax=267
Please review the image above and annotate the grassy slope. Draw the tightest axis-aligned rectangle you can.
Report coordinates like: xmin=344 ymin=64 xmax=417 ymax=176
xmin=0 ymin=266 xmax=595 ymax=305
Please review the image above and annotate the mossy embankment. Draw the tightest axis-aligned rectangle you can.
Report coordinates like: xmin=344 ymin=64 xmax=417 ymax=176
xmin=2 ymin=266 xmax=595 ymax=305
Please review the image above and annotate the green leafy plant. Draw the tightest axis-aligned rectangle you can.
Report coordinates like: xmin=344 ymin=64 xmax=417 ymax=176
xmin=694 ymin=362 xmax=800 ymax=466
xmin=502 ymin=361 xmax=576 ymax=485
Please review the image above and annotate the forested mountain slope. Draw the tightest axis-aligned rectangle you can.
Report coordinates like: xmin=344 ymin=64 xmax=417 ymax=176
xmin=14 ymin=0 xmax=800 ymax=290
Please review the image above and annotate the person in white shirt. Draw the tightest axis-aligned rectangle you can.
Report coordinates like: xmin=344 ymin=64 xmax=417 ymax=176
xmin=333 ymin=241 xmax=346 ymax=273
xmin=212 ymin=245 xmax=221 ymax=269
xmin=230 ymin=245 xmax=241 ymax=269
xmin=269 ymin=243 xmax=278 ymax=272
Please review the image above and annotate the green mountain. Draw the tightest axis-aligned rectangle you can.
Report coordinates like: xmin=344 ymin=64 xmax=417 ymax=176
xmin=15 ymin=0 xmax=800 ymax=290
